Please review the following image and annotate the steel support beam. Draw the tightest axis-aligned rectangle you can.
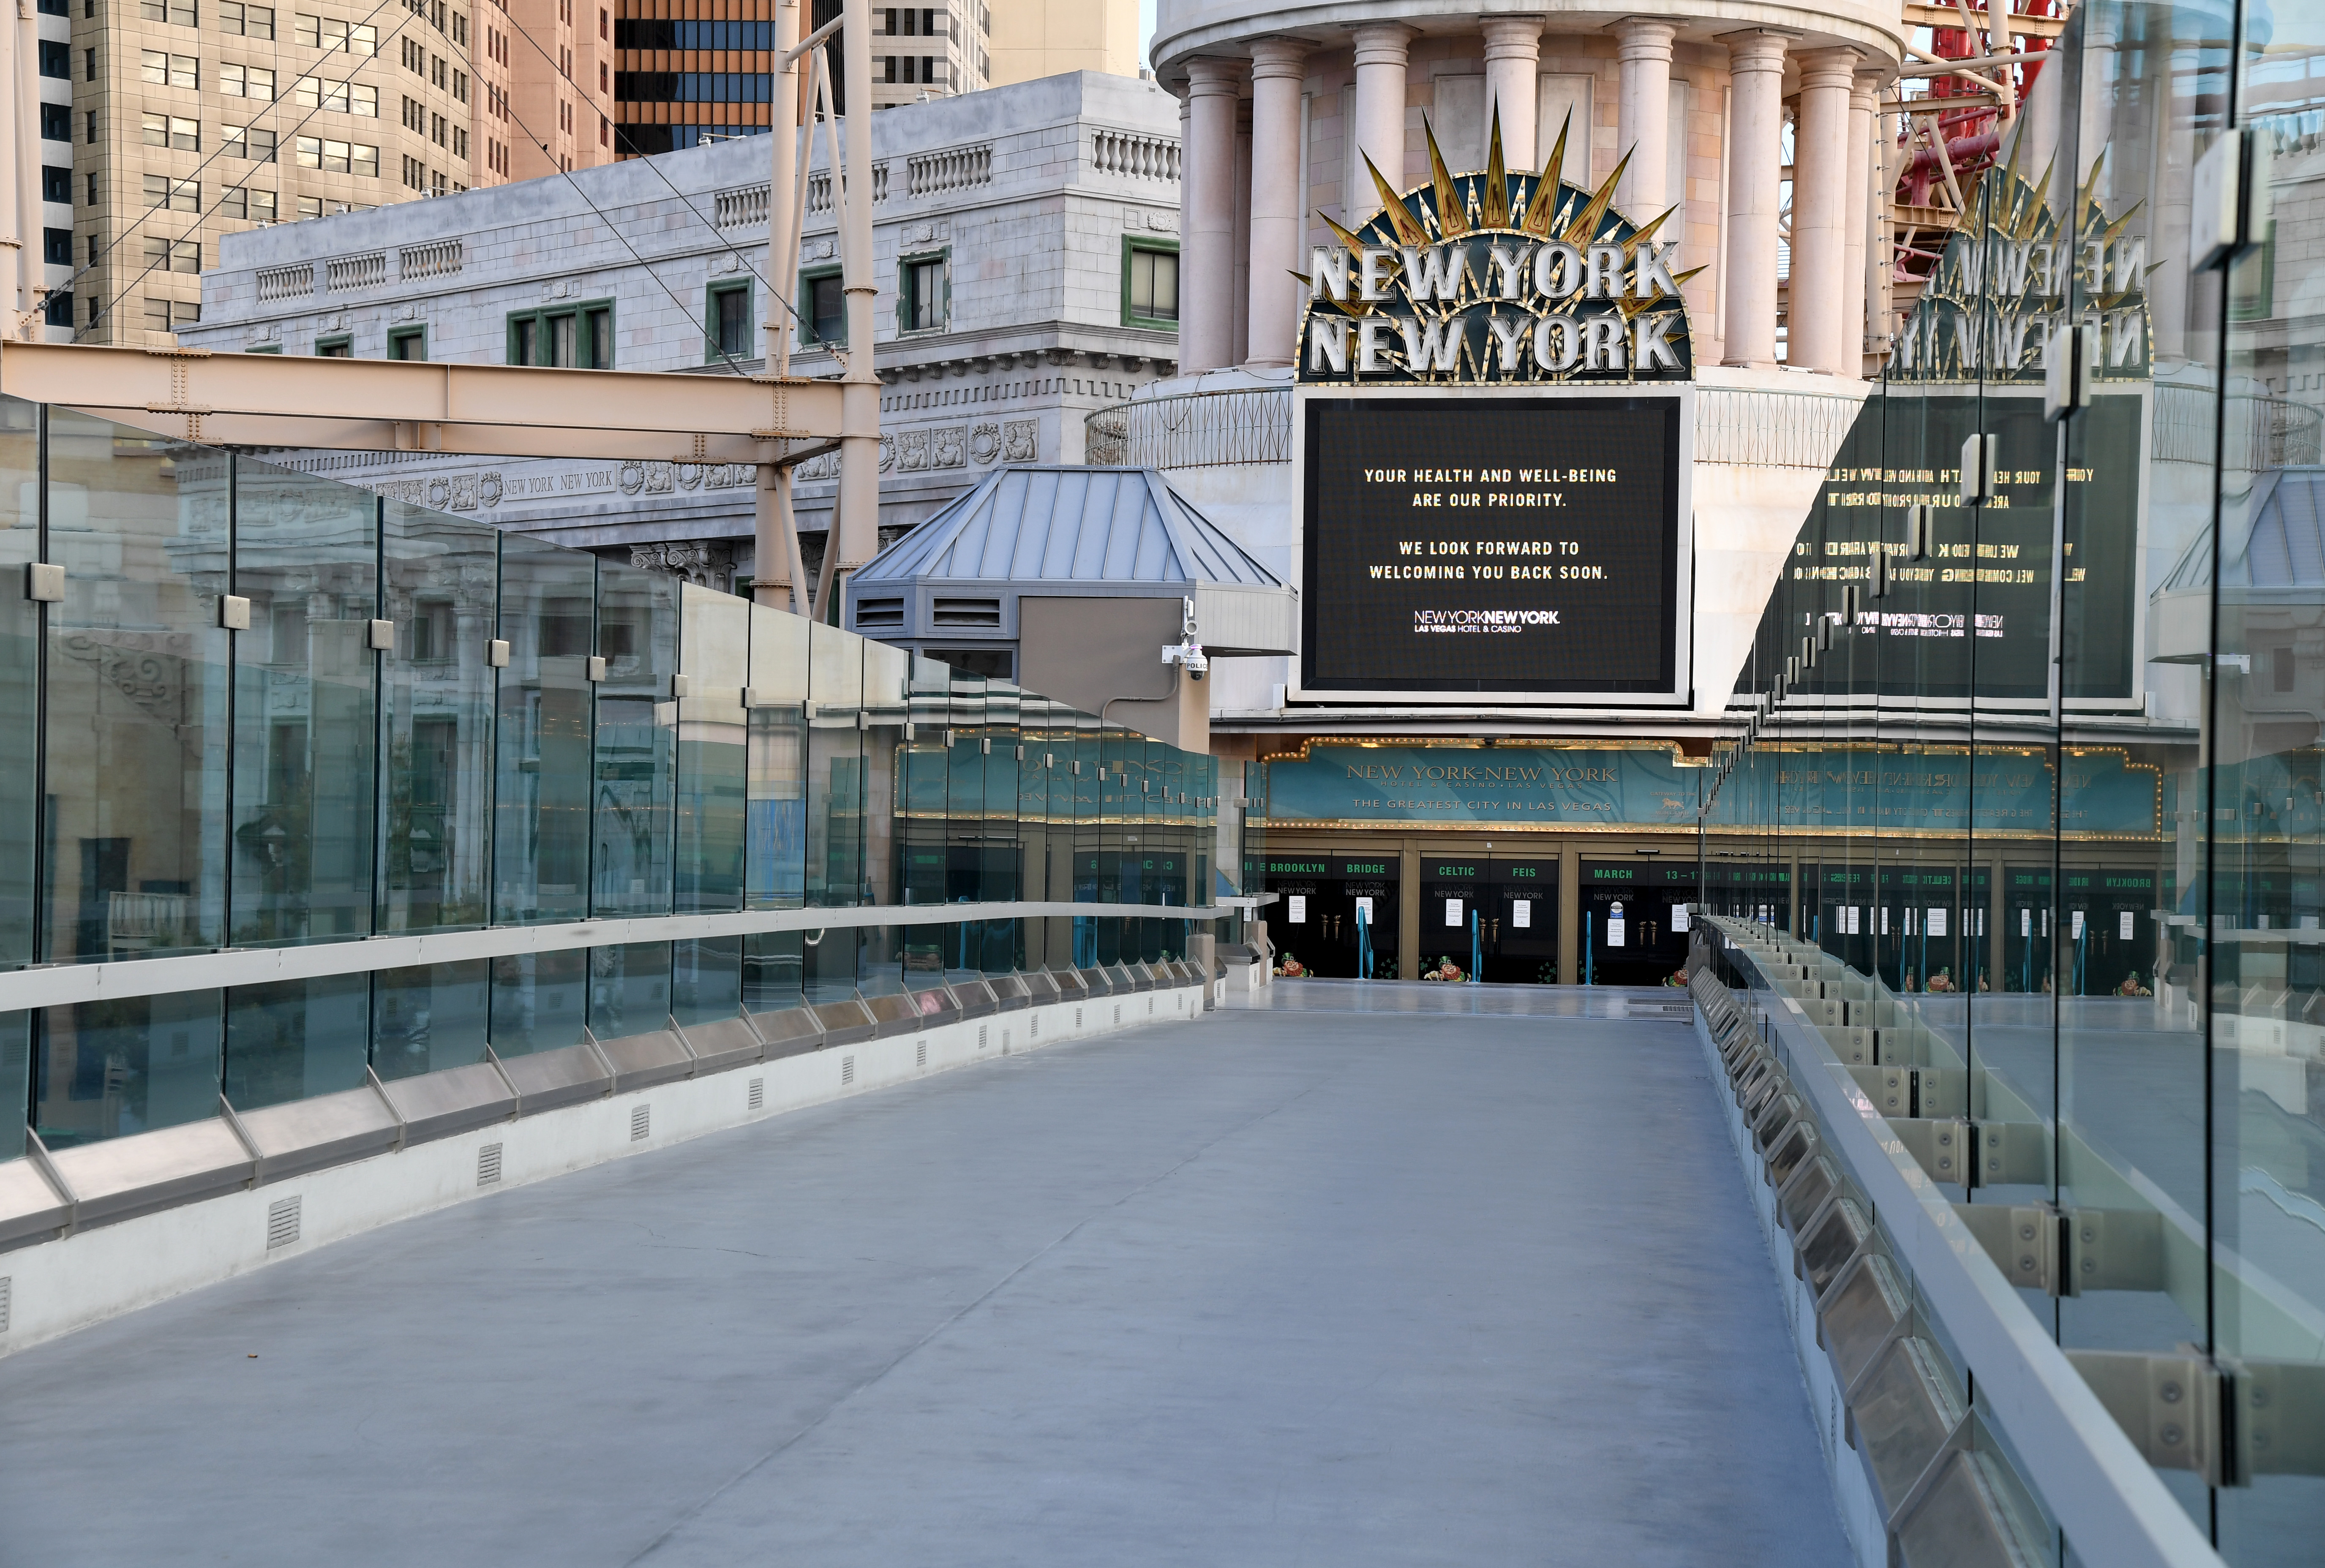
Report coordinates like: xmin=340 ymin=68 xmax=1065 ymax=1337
xmin=0 ymin=340 xmax=846 ymax=461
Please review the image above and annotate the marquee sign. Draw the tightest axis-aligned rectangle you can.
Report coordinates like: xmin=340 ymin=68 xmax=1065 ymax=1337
xmin=1296 ymin=113 xmax=1698 ymax=386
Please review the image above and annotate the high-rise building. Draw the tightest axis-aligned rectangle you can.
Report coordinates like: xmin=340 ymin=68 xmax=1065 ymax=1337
xmin=987 ymin=0 xmax=1138 ymax=87
xmin=611 ymin=0 xmax=987 ymax=157
xmin=65 ymin=0 xmax=611 ymax=345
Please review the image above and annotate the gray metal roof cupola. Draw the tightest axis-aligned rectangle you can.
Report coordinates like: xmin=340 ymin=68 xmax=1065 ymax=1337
xmin=844 ymin=465 xmax=1297 ymax=663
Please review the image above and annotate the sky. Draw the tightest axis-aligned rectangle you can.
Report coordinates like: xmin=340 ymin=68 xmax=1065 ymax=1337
xmin=1139 ymin=0 xmax=1156 ymax=71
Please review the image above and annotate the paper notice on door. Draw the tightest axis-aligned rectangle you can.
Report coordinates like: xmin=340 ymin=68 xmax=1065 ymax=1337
xmin=1671 ymin=903 xmax=1689 ymax=932
xmin=2071 ymin=910 xmax=2085 ymax=939
xmin=1512 ymin=899 xmax=1531 ymax=929
xmin=1287 ymin=895 xmax=1307 ymax=924
xmin=1607 ymin=901 xmax=1626 ymax=947
xmin=2120 ymin=910 xmax=2135 ymax=940
xmin=1927 ymin=907 xmax=1948 ymax=937
xmin=2021 ymin=908 xmax=2031 ymax=937
xmin=1445 ymin=898 xmax=1462 ymax=927
xmin=1355 ymin=896 xmax=1374 ymax=923
xmin=1880 ymin=907 xmax=1890 ymax=936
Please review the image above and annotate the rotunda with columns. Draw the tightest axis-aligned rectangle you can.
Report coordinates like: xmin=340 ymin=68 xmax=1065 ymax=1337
xmin=1152 ymin=0 xmax=1908 ymax=381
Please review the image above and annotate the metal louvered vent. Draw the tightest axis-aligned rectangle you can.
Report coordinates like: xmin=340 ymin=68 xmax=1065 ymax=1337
xmin=916 ymin=1040 xmax=927 ymax=1067
xmin=932 ymin=596 xmax=1001 ymax=626
xmin=1075 ymin=1007 xmax=1083 ymax=1027
xmin=854 ymin=596 xmax=905 ymax=628
xmin=478 ymin=1142 xmax=504 ymax=1186
xmin=1147 ymin=997 xmax=1154 ymax=1014
xmin=630 ymin=1105 xmax=651 ymax=1141
xmin=0 ymin=1275 xmax=11 ymax=1334
xmin=1113 ymin=1004 xmax=1121 ymax=1025
xmin=978 ymin=1025 xmax=988 ymax=1049
xmin=1029 ymin=1015 xmax=1039 ymax=1038
xmin=747 ymin=1077 xmax=765 ymax=1111
xmin=842 ymin=1055 xmax=855 ymax=1085
xmin=266 ymin=1195 xmax=302 ymax=1250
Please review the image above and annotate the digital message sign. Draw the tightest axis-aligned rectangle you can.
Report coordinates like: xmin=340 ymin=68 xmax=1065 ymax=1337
xmin=1299 ymin=395 xmax=1685 ymax=700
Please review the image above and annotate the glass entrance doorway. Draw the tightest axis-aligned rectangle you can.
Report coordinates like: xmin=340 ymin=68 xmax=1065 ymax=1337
xmin=1480 ymin=857 xmax=1558 ymax=983
xmin=1264 ymin=852 xmax=1400 ymax=979
xmin=1580 ymin=860 xmax=1689 ymax=985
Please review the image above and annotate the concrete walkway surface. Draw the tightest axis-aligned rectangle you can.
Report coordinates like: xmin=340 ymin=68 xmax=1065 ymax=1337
xmin=0 ymin=994 xmax=1851 ymax=1568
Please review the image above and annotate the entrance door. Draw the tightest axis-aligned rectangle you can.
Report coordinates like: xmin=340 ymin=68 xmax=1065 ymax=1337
xmin=2003 ymin=865 xmax=2053 ymax=994
xmin=1580 ymin=860 xmax=1685 ymax=985
xmin=1878 ymin=864 xmax=1961 ymax=994
xmin=1420 ymin=856 xmax=1483 ymax=980
xmin=1482 ymin=857 xmax=1557 ymax=983
xmin=1817 ymin=862 xmax=1876 ymax=974
xmin=1332 ymin=854 xmax=1399 ymax=979
xmin=1261 ymin=853 xmax=1327 ymax=976
xmin=2062 ymin=864 xmax=2159 ymax=996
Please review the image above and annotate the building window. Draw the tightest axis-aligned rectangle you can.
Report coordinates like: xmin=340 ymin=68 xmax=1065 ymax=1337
xmin=223 ymin=125 xmax=277 ymax=161
xmin=221 ymin=62 xmax=275 ymax=98
xmin=220 ymin=2 xmax=277 ymax=37
xmin=41 ymin=166 xmax=69 ymax=203
xmin=142 ymin=174 xmax=200 ymax=212
xmin=37 ymin=39 xmax=68 ymax=77
xmin=44 ymin=291 xmax=72 ymax=327
xmin=296 ymin=137 xmax=378 ymax=176
xmin=507 ymin=301 xmax=614 ymax=368
xmin=143 ymin=235 xmax=202 ymax=272
xmin=315 ymin=335 xmax=352 ymax=357
xmin=706 ymin=279 xmax=751 ymax=361
xmin=140 ymin=50 xmax=199 ymax=88
xmin=144 ymin=297 xmax=199 ymax=331
xmin=39 ymin=103 xmax=68 ymax=141
xmin=139 ymin=0 xmax=197 ymax=21
xmin=898 ymin=251 xmax=947 ymax=334
xmin=42 ymin=228 xmax=70 ymax=265
xmin=799 ymin=265 xmax=843 ymax=347
xmin=294 ymin=14 xmax=376 ymax=52
xmin=220 ymin=185 xmax=276 ymax=221
xmin=144 ymin=113 xmax=200 ymax=151
xmin=387 ymin=326 xmax=426 ymax=360
xmin=1122 ymin=237 xmax=1179 ymax=329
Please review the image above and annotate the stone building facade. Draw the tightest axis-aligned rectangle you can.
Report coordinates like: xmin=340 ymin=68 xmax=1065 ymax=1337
xmin=183 ymin=70 xmax=1185 ymax=588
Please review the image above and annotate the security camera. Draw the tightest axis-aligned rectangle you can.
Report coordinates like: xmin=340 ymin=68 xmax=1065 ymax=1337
xmin=1162 ymin=640 xmax=1208 ymax=677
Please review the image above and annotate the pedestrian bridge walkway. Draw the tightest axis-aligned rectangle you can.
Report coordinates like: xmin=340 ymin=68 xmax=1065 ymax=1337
xmin=0 ymin=983 xmax=1847 ymax=1567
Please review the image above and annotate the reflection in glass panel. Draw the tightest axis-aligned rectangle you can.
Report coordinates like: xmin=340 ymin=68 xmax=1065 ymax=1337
xmin=495 ymin=537 xmax=594 ymax=924
xmin=676 ymin=584 xmax=747 ymax=915
xmin=370 ymin=959 xmax=490 ymax=1081
xmin=746 ymin=605 xmax=809 ymax=908
xmin=489 ymin=947 xmax=586 ymax=1056
xmin=593 ymin=562 xmax=677 ymax=917
xmin=805 ymin=621 xmax=862 ymax=906
xmin=44 ymin=414 xmax=229 ymax=961
xmin=379 ymin=503 xmax=496 ymax=933
xmin=589 ymin=941 xmax=670 ymax=1037
xmin=673 ymin=935 xmax=741 ymax=1026
xmin=230 ymin=460 xmax=378 ymax=947
xmin=861 ymin=637 xmax=908 ymax=911
xmin=0 ymin=400 xmax=36 ymax=967
xmin=0 ymin=1012 xmax=28 ymax=1160
xmin=801 ymin=919 xmax=856 ymax=1001
xmin=224 ymin=973 xmax=370 ymax=1110
xmin=32 ymin=991 xmax=220 ymax=1147
xmin=743 ymin=928 xmax=804 ymax=1013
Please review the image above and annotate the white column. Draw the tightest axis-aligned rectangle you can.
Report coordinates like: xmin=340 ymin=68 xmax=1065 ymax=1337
xmin=1616 ymin=19 xmax=1677 ymax=217
xmin=1182 ymin=57 xmax=1244 ymax=375
xmin=1480 ymin=17 xmax=1543 ymax=173
xmin=1351 ymin=23 xmax=1415 ymax=193
xmin=1790 ymin=48 xmax=1857 ymax=376
xmin=1232 ymin=97 xmax=1253 ymax=365
xmin=1246 ymin=38 xmax=1308 ymax=369
xmin=1721 ymin=30 xmax=1788 ymax=368
xmin=1843 ymin=68 xmax=1881 ymax=380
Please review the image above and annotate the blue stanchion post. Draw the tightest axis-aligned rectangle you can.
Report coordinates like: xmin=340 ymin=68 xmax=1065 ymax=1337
xmin=1357 ymin=904 xmax=1371 ymax=980
xmin=1585 ymin=911 xmax=1594 ymax=986
xmin=1471 ymin=909 xmax=1482 ymax=983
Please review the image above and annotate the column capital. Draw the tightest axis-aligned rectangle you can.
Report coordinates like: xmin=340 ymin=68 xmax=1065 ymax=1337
xmin=1184 ymin=56 xmax=1246 ymax=98
xmin=1248 ymin=36 xmax=1309 ymax=82
xmin=1850 ymin=65 xmax=1886 ymax=109
xmin=1719 ymin=28 xmax=1796 ymax=73
xmin=1350 ymin=22 xmax=1417 ymax=69
xmin=1480 ymin=15 xmax=1545 ymax=60
xmin=1612 ymin=18 xmax=1678 ymax=63
xmin=1796 ymin=46 xmax=1864 ymax=93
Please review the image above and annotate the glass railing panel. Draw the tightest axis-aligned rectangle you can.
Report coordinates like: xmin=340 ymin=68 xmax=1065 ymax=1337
xmin=0 ymin=398 xmax=36 ymax=969
xmin=33 ymin=991 xmax=222 ymax=1147
xmin=591 ymin=560 xmax=677 ymax=917
xmin=493 ymin=536 xmax=595 ymax=925
xmin=676 ymin=582 xmax=747 ymax=917
xmin=371 ymin=959 xmax=491 ymax=1081
xmin=378 ymin=501 xmax=497 ymax=935
xmin=745 ymin=603 xmax=809 ymax=909
xmin=44 ymin=412 xmax=229 ymax=962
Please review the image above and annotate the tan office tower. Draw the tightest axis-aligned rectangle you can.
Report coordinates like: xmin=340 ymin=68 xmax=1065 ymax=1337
xmin=988 ymin=0 xmax=1138 ymax=86
xmin=69 ymin=0 xmax=609 ymax=345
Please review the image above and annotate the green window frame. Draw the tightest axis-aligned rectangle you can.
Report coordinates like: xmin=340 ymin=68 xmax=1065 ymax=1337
xmin=506 ymin=299 xmax=616 ymax=368
xmin=386 ymin=325 xmax=427 ymax=361
xmin=248 ymin=342 xmax=282 ymax=354
xmin=315 ymin=333 xmax=352 ymax=357
xmin=705 ymin=278 xmax=752 ymax=362
xmin=798 ymin=264 xmax=844 ymax=348
xmin=1122 ymin=236 xmax=1180 ymax=331
xmin=896 ymin=247 xmax=949 ymax=335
